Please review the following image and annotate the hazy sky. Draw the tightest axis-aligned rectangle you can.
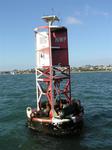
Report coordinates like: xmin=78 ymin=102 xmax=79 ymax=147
xmin=0 ymin=0 xmax=112 ymax=71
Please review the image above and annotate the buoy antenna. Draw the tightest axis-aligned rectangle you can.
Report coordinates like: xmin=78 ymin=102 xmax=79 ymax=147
xmin=42 ymin=15 xmax=60 ymax=26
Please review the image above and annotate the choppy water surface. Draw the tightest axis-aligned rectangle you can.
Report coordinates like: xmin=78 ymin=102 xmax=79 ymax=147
xmin=0 ymin=72 xmax=112 ymax=150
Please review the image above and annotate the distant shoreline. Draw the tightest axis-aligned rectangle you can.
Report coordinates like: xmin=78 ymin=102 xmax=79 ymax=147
xmin=71 ymin=70 xmax=112 ymax=73
xmin=0 ymin=70 xmax=112 ymax=75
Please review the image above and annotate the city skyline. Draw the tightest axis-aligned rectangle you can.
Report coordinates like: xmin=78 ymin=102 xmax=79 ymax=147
xmin=0 ymin=0 xmax=112 ymax=71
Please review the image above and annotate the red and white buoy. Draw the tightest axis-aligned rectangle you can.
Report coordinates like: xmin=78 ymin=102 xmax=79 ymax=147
xmin=26 ymin=16 xmax=84 ymax=135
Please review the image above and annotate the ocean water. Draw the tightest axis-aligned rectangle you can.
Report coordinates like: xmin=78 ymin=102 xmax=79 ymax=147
xmin=0 ymin=72 xmax=112 ymax=150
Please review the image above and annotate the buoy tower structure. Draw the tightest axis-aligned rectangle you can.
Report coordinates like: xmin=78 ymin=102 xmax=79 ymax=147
xmin=26 ymin=16 xmax=84 ymax=135
xmin=34 ymin=16 xmax=71 ymax=117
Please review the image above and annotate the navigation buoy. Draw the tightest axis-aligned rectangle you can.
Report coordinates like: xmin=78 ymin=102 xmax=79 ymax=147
xmin=26 ymin=15 xmax=84 ymax=136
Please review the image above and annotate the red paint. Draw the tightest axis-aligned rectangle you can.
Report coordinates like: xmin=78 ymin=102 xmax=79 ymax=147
xmin=49 ymin=110 xmax=53 ymax=119
xmin=51 ymin=27 xmax=69 ymax=66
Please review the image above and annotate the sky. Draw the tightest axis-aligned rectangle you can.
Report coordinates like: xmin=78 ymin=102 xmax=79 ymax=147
xmin=0 ymin=0 xmax=112 ymax=71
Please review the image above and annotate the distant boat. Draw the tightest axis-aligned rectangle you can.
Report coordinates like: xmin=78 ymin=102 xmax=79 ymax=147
xmin=26 ymin=15 xmax=84 ymax=136
xmin=10 ymin=71 xmax=15 ymax=75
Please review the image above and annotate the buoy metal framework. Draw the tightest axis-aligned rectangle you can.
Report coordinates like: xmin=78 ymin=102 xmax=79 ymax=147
xmin=34 ymin=16 xmax=71 ymax=117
